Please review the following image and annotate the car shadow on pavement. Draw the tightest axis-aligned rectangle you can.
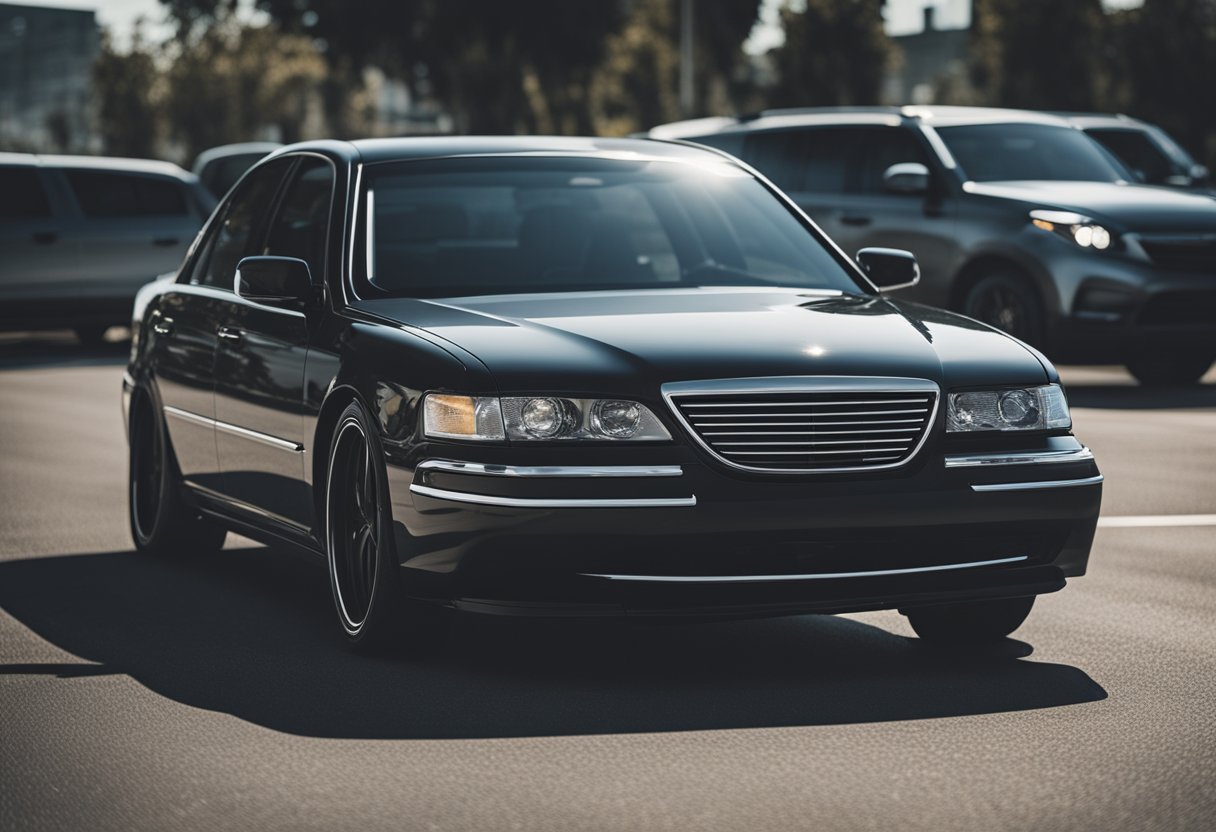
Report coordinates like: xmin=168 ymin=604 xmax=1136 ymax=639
xmin=0 ymin=546 xmax=1107 ymax=739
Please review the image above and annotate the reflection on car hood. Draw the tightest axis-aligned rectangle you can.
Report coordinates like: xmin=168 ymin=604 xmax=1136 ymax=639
xmin=965 ymin=181 xmax=1216 ymax=233
xmin=353 ymin=288 xmax=1047 ymax=396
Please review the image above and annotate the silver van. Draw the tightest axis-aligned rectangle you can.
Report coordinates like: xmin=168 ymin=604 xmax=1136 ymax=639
xmin=0 ymin=154 xmax=215 ymax=344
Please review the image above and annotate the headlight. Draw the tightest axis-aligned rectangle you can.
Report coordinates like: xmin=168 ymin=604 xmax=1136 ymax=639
xmin=1029 ymin=210 xmax=1114 ymax=251
xmin=946 ymin=384 xmax=1071 ymax=432
xmin=422 ymin=394 xmax=670 ymax=441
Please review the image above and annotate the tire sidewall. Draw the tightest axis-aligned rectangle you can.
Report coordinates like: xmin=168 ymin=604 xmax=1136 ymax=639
xmin=963 ymin=272 xmax=1045 ymax=347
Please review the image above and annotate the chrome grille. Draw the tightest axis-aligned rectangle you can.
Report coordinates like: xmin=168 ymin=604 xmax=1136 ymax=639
xmin=664 ymin=377 xmax=938 ymax=473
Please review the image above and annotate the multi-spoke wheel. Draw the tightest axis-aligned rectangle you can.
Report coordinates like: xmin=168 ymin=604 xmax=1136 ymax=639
xmin=962 ymin=272 xmax=1045 ymax=346
xmin=128 ymin=390 xmax=226 ymax=556
xmin=325 ymin=401 xmax=447 ymax=652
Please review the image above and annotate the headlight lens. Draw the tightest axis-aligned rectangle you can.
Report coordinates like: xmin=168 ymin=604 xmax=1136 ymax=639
xmin=422 ymin=394 xmax=506 ymax=441
xmin=422 ymin=394 xmax=670 ymax=441
xmin=1029 ymin=209 xmax=1115 ymax=251
xmin=947 ymin=384 xmax=1071 ymax=432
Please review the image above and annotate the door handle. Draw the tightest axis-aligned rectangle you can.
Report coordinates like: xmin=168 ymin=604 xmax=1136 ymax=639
xmin=839 ymin=214 xmax=873 ymax=227
xmin=32 ymin=231 xmax=57 ymax=244
xmin=152 ymin=317 xmax=174 ymax=336
xmin=217 ymin=326 xmax=242 ymax=342
xmin=153 ymin=237 xmax=180 ymax=247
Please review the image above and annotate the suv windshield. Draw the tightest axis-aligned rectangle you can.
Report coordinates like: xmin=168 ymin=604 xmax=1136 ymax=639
xmin=360 ymin=156 xmax=862 ymax=299
xmin=936 ymin=123 xmax=1131 ymax=183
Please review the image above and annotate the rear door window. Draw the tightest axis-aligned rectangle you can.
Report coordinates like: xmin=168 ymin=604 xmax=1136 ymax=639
xmin=0 ymin=167 xmax=53 ymax=219
xmin=65 ymin=171 xmax=188 ymax=217
xmin=742 ymin=128 xmax=864 ymax=195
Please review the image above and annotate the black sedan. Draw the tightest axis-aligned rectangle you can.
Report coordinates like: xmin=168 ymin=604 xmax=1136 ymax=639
xmin=122 ymin=137 xmax=1102 ymax=652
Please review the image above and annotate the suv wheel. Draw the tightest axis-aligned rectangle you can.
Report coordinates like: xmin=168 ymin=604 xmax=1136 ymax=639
xmin=962 ymin=273 xmax=1044 ymax=346
xmin=1126 ymin=353 xmax=1214 ymax=386
xmin=902 ymin=596 xmax=1035 ymax=643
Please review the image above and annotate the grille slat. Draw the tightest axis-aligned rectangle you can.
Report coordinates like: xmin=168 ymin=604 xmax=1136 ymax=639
xmin=669 ymin=385 xmax=937 ymax=473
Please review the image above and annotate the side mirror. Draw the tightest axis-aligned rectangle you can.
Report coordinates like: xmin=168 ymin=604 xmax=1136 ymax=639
xmin=882 ymin=162 xmax=930 ymax=195
xmin=235 ymin=256 xmax=315 ymax=310
xmin=1190 ymin=163 xmax=1210 ymax=184
xmin=856 ymin=247 xmax=919 ymax=292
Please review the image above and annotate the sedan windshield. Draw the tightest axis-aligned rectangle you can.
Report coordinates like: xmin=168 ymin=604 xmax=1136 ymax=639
xmin=360 ymin=156 xmax=863 ymax=298
xmin=936 ymin=123 xmax=1131 ymax=183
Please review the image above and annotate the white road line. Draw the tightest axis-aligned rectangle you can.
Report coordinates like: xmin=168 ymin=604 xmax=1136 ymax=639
xmin=1098 ymin=514 xmax=1216 ymax=528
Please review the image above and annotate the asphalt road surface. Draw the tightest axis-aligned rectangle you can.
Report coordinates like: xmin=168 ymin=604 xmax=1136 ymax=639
xmin=2 ymin=332 xmax=1215 ymax=832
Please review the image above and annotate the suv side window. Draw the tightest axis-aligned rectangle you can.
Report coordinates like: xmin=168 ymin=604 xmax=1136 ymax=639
xmin=0 ymin=167 xmax=53 ymax=219
xmin=857 ymin=128 xmax=933 ymax=194
xmin=186 ymin=158 xmax=294 ymax=290
xmin=65 ymin=171 xmax=188 ymax=217
xmin=743 ymin=128 xmax=864 ymax=195
xmin=263 ymin=157 xmax=335 ymax=282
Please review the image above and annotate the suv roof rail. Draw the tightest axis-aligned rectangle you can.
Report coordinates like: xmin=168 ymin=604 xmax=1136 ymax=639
xmin=743 ymin=105 xmax=904 ymax=121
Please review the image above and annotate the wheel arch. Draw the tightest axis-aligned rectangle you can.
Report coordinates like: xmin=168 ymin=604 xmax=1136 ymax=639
xmin=311 ymin=383 xmax=368 ymax=538
xmin=949 ymin=253 xmax=1055 ymax=316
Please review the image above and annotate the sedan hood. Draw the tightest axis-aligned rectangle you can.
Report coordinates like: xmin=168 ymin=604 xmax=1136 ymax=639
xmin=353 ymin=288 xmax=1047 ymax=397
xmin=965 ymin=181 xmax=1216 ymax=233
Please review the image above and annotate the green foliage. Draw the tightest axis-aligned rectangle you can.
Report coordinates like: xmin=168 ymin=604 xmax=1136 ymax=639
xmin=93 ymin=32 xmax=161 ymax=158
xmin=768 ymin=0 xmax=891 ymax=108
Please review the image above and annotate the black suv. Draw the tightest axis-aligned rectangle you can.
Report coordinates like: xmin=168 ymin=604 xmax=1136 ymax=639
xmin=650 ymin=107 xmax=1216 ymax=385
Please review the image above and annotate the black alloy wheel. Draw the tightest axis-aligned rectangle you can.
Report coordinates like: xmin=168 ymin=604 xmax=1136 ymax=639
xmin=325 ymin=401 xmax=447 ymax=653
xmin=128 ymin=391 xmax=226 ymax=556
xmin=962 ymin=273 xmax=1045 ymax=346
xmin=902 ymin=596 xmax=1036 ymax=644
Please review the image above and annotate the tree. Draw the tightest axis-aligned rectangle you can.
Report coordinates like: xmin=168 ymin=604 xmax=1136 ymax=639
xmin=969 ymin=0 xmax=1106 ymax=111
xmin=94 ymin=30 xmax=162 ymax=157
xmin=766 ymin=0 xmax=890 ymax=108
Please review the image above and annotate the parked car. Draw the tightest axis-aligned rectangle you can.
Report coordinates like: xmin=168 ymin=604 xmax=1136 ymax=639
xmin=123 ymin=137 xmax=1101 ymax=652
xmin=1057 ymin=112 xmax=1214 ymax=194
xmin=192 ymin=142 xmax=282 ymax=199
xmin=0 ymin=153 xmax=215 ymax=344
xmin=650 ymin=106 xmax=1216 ymax=385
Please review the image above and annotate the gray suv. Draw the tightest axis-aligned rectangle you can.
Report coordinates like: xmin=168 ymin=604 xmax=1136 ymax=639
xmin=0 ymin=154 xmax=214 ymax=344
xmin=650 ymin=106 xmax=1216 ymax=385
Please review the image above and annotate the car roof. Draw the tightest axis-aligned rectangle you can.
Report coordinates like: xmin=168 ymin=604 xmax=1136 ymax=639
xmin=0 ymin=152 xmax=193 ymax=179
xmin=192 ymin=142 xmax=284 ymax=170
xmin=649 ymin=105 xmax=1078 ymax=138
xmin=1049 ymin=112 xmax=1148 ymax=130
xmin=270 ymin=135 xmax=740 ymax=166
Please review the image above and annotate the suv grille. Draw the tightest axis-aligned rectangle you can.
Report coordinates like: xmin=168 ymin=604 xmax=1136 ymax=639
xmin=1140 ymin=237 xmax=1216 ymax=274
xmin=665 ymin=379 xmax=938 ymax=473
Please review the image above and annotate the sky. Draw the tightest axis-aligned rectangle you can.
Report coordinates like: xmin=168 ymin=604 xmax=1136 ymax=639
xmin=14 ymin=0 xmax=1147 ymax=53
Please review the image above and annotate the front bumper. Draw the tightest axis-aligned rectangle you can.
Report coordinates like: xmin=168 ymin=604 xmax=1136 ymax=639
xmin=384 ymin=436 xmax=1101 ymax=618
xmin=1032 ymin=235 xmax=1216 ymax=362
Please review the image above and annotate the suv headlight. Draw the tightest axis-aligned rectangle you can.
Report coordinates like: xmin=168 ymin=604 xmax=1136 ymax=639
xmin=946 ymin=384 xmax=1071 ymax=432
xmin=1030 ymin=209 xmax=1115 ymax=251
xmin=422 ymin=394 xmax=671 ymax=441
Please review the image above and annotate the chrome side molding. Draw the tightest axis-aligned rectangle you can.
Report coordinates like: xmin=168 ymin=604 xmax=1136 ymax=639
xmin=971 ymin=474 xmax=1104 ymax=492
xmin=163 ymin=405 xmax=304 ymax=453
xmin=583 ymin=555 xmax=1029 ymax=583
xmin=945 ymin=447 xmax=1094 ymax=468
xmin=415 ymin=460 xmax=683 ymax=478
xmin=409 ymin=484 xmax=696 ymax=509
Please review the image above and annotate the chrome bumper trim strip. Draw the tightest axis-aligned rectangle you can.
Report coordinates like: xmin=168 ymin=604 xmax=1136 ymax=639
xmin=415 ymin=460 xmax=684 ymax=478
xmin=163 ymin=405 xmax=304 ymax=453
xmin=583 ymin=555 xmax=1029 ymax=583
xmin=945 ymin=447 xmax=1094 ymax=468
xmin=971 ymin=474 xmax=1104 ymax=492
xmin=409 ymin=484 xmax=696 ymax=509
